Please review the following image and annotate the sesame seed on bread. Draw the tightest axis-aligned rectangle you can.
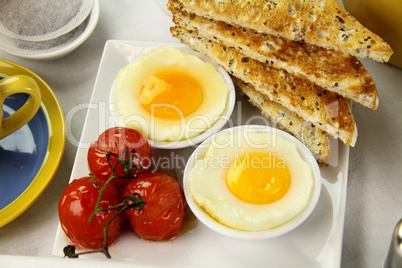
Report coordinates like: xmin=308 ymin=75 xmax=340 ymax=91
xmin=170 ymin=0 xmax=393 ymax=62
xmin=233 ymin=77 xmax=331 ymax=166
xmin=171 ymin=7 xmax=379 ymax=110
xmin=171 ymin=25 xmax=358 ymax=147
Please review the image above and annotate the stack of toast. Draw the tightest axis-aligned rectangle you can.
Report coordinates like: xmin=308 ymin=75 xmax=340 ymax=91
xmin=167 ymin=0 xmax=393 ymax=166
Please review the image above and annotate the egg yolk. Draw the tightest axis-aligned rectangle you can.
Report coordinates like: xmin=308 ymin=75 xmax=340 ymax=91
xmin=140 ymin=71 xmax=203 ymax=120
xmin=226 ymin=153 xmax=291 ymax=204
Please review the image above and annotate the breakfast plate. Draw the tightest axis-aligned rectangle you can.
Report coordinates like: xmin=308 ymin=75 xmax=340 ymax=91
xmin=52 ymin=40 xmax=349 ymax=268
xmin=0 ymin=59 xmax=65 ymax=227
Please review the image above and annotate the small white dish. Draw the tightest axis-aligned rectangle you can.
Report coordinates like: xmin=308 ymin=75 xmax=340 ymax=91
xmin=0 ymin=0 xmax=99 ymax=61
xmin=183 ymin=125 xmax=322 ymax=240
xmin=110 ymin=46 xmax=236 ymax=150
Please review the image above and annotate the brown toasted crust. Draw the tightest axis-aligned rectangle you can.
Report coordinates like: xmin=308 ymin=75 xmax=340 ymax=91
xmin=233 ymin=77 xmax=331 ymax=166
xmin=170 ymin=0 xmax=393 ymax=62
xmin=171 ymin=25 xmax=358 ymax=146
xmin=170 ymin=6 xmax=378 ymax=110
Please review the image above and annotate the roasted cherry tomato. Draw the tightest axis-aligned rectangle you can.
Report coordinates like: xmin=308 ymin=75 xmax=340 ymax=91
xmin=87 ymin=127 xmax=153 ymax=189
xmin=123 ymin=173 xmax=186 ymax=241
xmin=58 ymin=176 xmax=124 ymax=249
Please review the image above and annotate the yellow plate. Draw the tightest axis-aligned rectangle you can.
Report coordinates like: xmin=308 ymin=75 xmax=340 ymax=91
xmin=0 ymin=59 xmax=65 ymax=228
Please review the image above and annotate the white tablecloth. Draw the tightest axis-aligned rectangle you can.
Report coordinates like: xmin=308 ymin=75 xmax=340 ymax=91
xmin=0 ymin=1 xmax=401 ymax=267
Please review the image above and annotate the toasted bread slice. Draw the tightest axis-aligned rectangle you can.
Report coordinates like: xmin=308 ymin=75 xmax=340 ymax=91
xmin=233 ymin=77 xmax=331 ymax=166
xmin=170 ymin=7 xmax=379 ymax=110
xmin=169 ymin=0 xmax=393 ymax=62
xmin=171 ymin=25 xmax=358 ymax=146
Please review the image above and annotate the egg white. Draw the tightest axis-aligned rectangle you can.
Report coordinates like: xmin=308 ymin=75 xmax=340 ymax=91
xmin=188 ymin=130 xmax=314 ymax=231
xmin=112 ymin=46 xmax=229 ymax=142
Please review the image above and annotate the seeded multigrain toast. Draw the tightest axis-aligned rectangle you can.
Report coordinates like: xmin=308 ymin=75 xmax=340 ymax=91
xmin=171 ymin=25 xmax=358 ymax=147
xmin=170 ymin=6 xmax=379 ymax=110
xmin=170 ymin=0 xmax=393 ymax=62
xmin=233 ymin=77 xmax=331 ymax=166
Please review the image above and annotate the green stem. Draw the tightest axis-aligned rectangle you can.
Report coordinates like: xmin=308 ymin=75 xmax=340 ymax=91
xmin=88 ymin=169 xmax=117 ymax=223
xmin=65 ymin=193 xmax=145 ymax=259
xmin=66 ymin=146 xmax=148 ymax=258
xmin=63 ymin=245 xmax=111 ymax=259
xmin=89 ymin=173 xmax=101 ymax=190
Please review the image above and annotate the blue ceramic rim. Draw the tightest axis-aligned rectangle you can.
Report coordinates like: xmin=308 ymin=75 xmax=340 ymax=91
xmin=0 ymin=93 xmax=49 ymax=210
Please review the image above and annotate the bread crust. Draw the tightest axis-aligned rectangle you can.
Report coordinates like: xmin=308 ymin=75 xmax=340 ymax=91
xmin=170 ymin=6 xmax=378 ymax=110
xmin=171 ymin=25 xmax=358 ymax=146
xmin=171 ymin=0 xmax=393 ymax=62
xmin=233 ymin=77 xmax=331 ymax=166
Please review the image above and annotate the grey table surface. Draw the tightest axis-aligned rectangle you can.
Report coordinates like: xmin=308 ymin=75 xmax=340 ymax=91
xmin=0 ymin=1 xmax=401 ymax=267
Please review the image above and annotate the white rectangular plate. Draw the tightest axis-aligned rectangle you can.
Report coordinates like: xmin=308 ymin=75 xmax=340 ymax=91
xmin=53 ymin=40 xmax=349 ymax=268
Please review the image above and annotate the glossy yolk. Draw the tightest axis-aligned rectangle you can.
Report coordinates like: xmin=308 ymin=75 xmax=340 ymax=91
xmin=140 ymin=71 xmax=203 ymax=120
xmin=226 ymin=153 xmax=291 ymax=204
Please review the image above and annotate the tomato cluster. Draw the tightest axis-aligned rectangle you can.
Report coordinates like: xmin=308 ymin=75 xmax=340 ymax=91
xmin=58 ymin=127 xmax=186 ymax=256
